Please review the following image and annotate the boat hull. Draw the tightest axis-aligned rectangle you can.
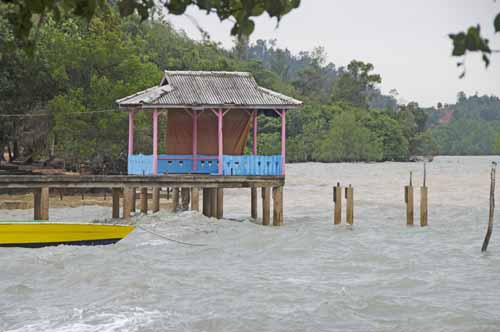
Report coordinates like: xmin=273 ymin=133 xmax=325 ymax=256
xmin=0 ymin=223 xmax=135 ymax=248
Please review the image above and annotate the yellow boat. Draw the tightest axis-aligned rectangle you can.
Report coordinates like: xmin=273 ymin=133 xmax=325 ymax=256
xmin=0 ymin=222 xmax=135 ymax=248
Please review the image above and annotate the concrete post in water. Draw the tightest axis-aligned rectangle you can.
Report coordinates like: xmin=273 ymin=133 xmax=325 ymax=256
xmin=333 ymin=182 xmax=342 ymax=225
xmin=420 ymin=163 xmax=428 ymax=227
xmin=345 ymin=184 xmax=354 ymax=225
xmin=251 ymin=187 xmax=258 ymax=219
xmin=191 ymin=187 xmax=200 ymax=211
xmin=482 ymin=162 xmax=497 ymax=252
xmin=262 ymin=187 xmax=271 ymax=226
xmin=405 ymin=172 xmax=414 ymax=226
xmin=216 ymin=188 xmax=224 ymax=219
xmin=273 ymin=186 xmax=283 ymax=226
xmin=152 ymin=187 xmax=160 ymax=213
xmin=112 ymin=188 xmax=121 ymax=218
xmin=140 ymin=188 xmax=148 ymax=214
xmin=181 ymin=188 xmax=190 ymax=211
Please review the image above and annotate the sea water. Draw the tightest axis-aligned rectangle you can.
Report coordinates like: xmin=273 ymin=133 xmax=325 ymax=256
xmin=1 ymin=156 xmax=500 ymax=331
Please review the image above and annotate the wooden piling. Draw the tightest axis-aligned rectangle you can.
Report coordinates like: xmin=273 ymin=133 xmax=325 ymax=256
xmin=172 ymin=188 xmax=179 ymax=212
xmin=345 ymin=184 xmax=354 ymax=225
xmin=262 ymin=187 xmax=271 ymax=226
xmin=482 ymin=162 xmax=497 ymax=252
xmin=251 ymin=187 xmax=258 ymax=219
xmin=122 ymin=187 xmax=133 ymax=219
xmin=112 ymin=188 xmax=121 ymax=218
xmin=181 ymin=188 xmax=190 ymax=211
xmin=191 ymin=187 xmax=199 ymax=211
xmin=202 ymin=188 xmax=209 ymax=216
xmin=273 ymin=186 xmax=283 ymax=226
xmin=420 ymin=164 xmax=428 ymax=227
xmin=216 ymin=188 xmax=224 ymax=219
xmin=34 ymin=186 xmax=49 ymax=220
xmin=210 ymin=188 xmax=217 ymax=218
xmin=405 ymin=172 xmax=414 ymax=226
xmin=140 ymin=187 xmax=148 ymax=214
xmin=131 ymin=188 xmax=136 ymax=212
xmin=334 ymin=182 xmax=342 ymax=225
xmin=152 ymin=187 xmax=160 ymax=213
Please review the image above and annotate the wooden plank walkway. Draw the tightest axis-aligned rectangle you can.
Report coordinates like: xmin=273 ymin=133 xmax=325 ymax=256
xmin=0 ymin=175 xmax=285 ymax=226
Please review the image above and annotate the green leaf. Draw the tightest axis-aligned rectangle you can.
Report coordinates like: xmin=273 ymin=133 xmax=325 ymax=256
xmin=483 ymin=53 xmax=490 ymax=67
xmin=495 ymin=13 xmax=500 ymax=32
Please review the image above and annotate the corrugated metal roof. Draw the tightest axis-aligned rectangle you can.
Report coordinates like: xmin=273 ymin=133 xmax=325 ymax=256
xmin=117 ymin=71 xmax=302 ymax=108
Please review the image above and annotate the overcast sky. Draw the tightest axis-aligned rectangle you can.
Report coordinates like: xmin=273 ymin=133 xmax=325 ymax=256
xmin=166 ymin=0 xmax=500 ymax=107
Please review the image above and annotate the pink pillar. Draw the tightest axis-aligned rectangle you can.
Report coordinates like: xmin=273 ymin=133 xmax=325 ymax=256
xmin=217 ymin=109 xmax=223 ymax=175
xmin=152 ymin=110 xmax=158 ymax=175
xmin=253 ymin=111 xmax=258 ymax=155
xmin=192 ymin=110 xmax=198 ymax=172
xmin=280 ymin=110 xmax=286 ymax=175
xmin=128 ymin=111 xmax=134 ymax=155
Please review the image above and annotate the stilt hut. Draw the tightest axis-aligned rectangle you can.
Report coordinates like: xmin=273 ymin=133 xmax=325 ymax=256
xmin=116 ymin=71 xmax=302 ymax=224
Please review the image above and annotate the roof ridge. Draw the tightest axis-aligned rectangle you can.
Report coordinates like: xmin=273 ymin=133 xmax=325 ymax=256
xmin=164 ymin=70 xmax=251 ymax=77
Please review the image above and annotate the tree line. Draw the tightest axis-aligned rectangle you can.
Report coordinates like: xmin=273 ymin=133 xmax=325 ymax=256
xmin=0 ymin=7 xmax=498 ymax=172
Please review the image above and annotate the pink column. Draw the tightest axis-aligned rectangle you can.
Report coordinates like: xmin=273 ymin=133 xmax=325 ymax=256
xmin=280 ymin=110 xmax=286 ymax=175
xmin=128 ymin=111 xmax=134 ymax=155
xmin=152 ymin=109 xmax=158 ymax=176
xmin=192 ymin=110 xmax=198 ymax=172
xmin=217 ymin=109 xmax=223 ymax=175
xmin=253 ymin=111 xmax=258 ymax=155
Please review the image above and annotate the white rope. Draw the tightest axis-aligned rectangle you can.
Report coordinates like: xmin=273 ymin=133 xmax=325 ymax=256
xmin=136 ymin=225 xmax=208 ymax=247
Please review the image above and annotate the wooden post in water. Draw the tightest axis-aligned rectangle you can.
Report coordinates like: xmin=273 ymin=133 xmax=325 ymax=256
xmin=333 ymin=182 xmax=342 ymax=225
xmin=345 ymin=184 xmax=354 ymax=225
xmin=122 ymin=187 xmax=133 ymax=219
xmin=181 ymin=188 xmax=190 ymax=211
xmin=216 ymin=188 xmax=224 ymax=219
xmin=131 ymin=188 xmax=136 ymax=212
xmin=34 ymin=186 xmax=49 ymax=220
xmin=273 ymin=186 xmax=283 ymax=226
xmin=152 ymin=187 xmax=160 ymax=213
xmin=202 ymin=188 xmax=209 ymax=216
xmin=405 ymin=172 xmax=414 ymax=226
xmin=191 ymin=187 xmax=199 ymax=211
xmin=251 ymin=187 xmax=258 ymax=219
xmin=140 ymin=188 xmax=148 ymax=214
xmin=420 ymin=163 xmax=428 ymax=227
xmin=210 ymin=188 xmax=217 ymax=218
xmin=482 ymin=162 xmax=497 ymax=252
xmin=112 ymin=188 xmax=121 ymax=218
xmin=172 ymin=188 xmax=179 ymax=212
xmin=262 ymin=187 xmax=271 ymax=226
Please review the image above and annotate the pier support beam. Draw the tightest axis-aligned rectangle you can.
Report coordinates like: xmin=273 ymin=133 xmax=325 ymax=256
xmin=131 ymin=188 xmax=136 ymax=212
xmin=152 ymin=187 xmax=160 ymax=213
xmin=181 ymin=188 xmax=190 ymax=211
xmin=210 ymin=188 xmax=217 ymax=218
xmin=191 ymin=187 xmax=199 ymax=211
xmin=123 ymin=187 xmax=134 ymax=219
xmin=112 ymin=188 xmax=121 ymax=218
xmin=216 ymin=188 xmax=224 ymax=219
xmin=262 ymin=187 xmax=270 ymax=226
xmin=202 ymin=188 xmax=209 ymax=216
xmin=172 ymin=188 xmax=179 ymax=212
xmin=34 ymin=186 xmax=49 ymax=220
xmin=251 ymin=187 xmax=258 ymax=219
xmin=140 ymin=188 xmax=148 ymax=214
xmin=273 ymin=186 xmax=283 ymax=226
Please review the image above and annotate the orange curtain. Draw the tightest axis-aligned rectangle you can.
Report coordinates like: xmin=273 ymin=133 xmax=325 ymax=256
xmin=166 ymin=109 xmax=251 ymax=155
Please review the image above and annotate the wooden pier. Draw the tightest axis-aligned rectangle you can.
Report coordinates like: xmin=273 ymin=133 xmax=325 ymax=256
xmin=0 ymin=174 xmax=285 ymax=226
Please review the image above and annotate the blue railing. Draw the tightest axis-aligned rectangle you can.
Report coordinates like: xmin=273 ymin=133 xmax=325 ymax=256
xmin=128 ymin=154 xmax=282 ymax=176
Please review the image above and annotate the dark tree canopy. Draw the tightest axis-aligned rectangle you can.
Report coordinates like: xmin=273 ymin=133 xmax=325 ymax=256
xmin=2 ymin=0 xmax=300 ymax=47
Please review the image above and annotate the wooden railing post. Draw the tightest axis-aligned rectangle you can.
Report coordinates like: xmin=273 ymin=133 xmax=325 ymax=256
xmin=333 ymin=182 xmax=342 ymax=225
xmin=405 ymin=172 xmax=414 ymax=226
xmin=345 ymin=184 xmax=353 ymax=225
